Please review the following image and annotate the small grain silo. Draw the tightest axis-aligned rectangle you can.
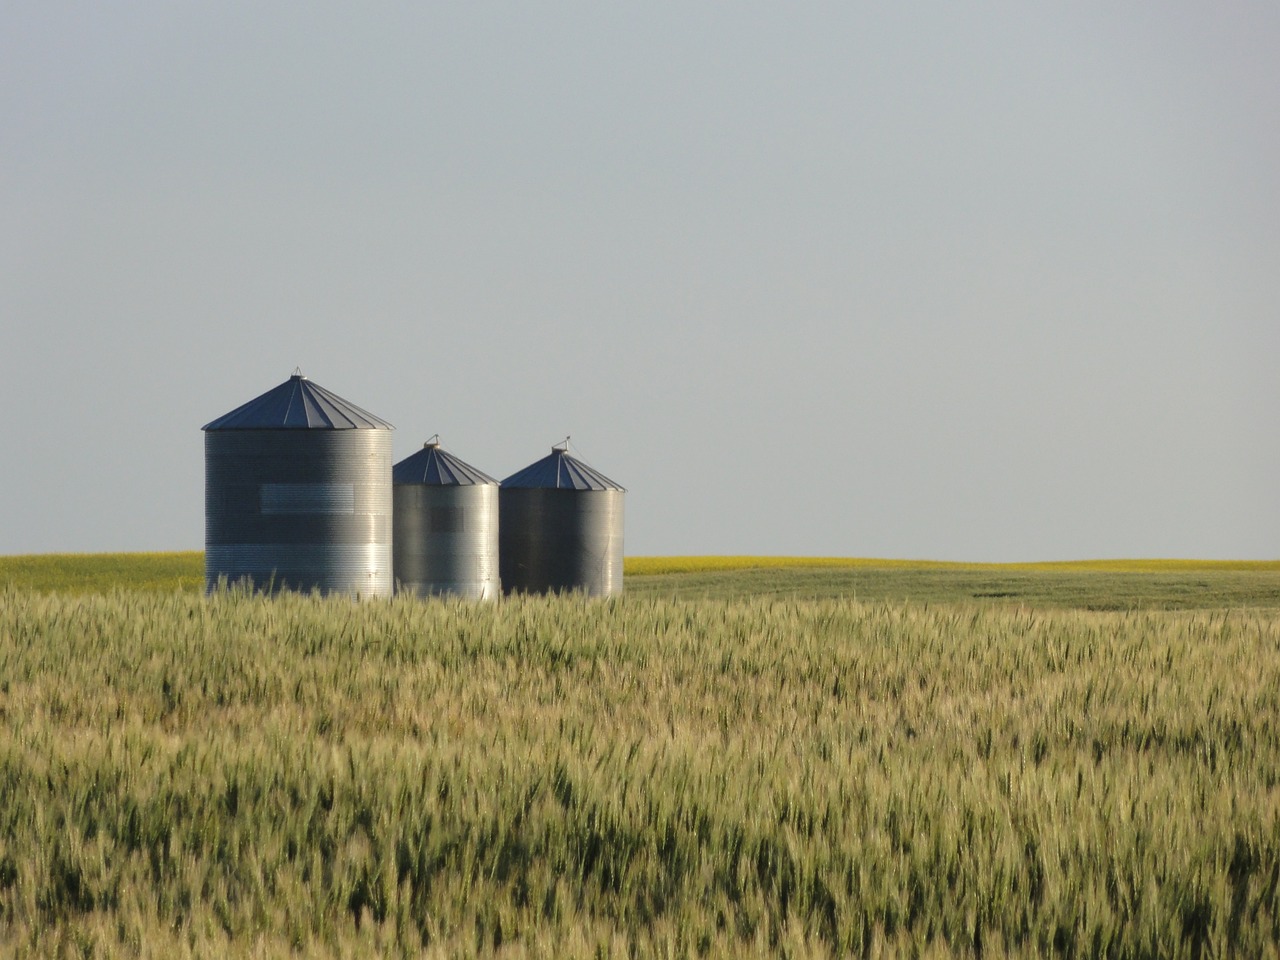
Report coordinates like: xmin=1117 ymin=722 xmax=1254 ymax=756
xmin=499 ymin=442 xmax=625 ymax=596
xmin=203 ymin=372 xmax=394 ymax=597
xmin=393 ymin=439 xmax=500 ymax=600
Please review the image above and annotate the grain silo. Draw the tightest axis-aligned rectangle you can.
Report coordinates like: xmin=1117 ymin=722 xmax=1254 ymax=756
xmin=499 ymin=442 xmax=625 ymax=596
xmin=393 ymin=439 xmax=500 ymax=600
xmin=202 ymin=372 xmax=394 ymax=597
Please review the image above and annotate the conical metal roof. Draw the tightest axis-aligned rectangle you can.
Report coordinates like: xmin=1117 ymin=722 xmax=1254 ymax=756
xmin=202 ymin=374 xmax=394 ymax=430
xmin=393 ymin=441 xmax=497 ymax=486
xmin=501 ymin=446 xmax=625 ymax=491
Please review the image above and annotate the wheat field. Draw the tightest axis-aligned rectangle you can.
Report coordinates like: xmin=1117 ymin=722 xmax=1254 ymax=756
xmin=2 ymin=582 xmax=1278 ymax=958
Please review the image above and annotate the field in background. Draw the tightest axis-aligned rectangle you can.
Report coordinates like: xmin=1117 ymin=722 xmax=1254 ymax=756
xmin=3 ymin=553 xmax=1278 ymax=609
xmin=626 ymin=556 xmax=1280 ymax=575
xmin=0 ymin=551 xmax=205 ymax=594
xmin=2 ymin=587 xmax=1279 ymax=958
xmin=627 ymin=563 xmax=1280 ymax=610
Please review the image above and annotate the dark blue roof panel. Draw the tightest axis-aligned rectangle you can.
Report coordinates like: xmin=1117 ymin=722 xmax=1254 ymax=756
xmin=393 ymin=443 xmax=497 ymax=486
xmin=203 ymin=375 xmax=394 ymax=430
xmin=500 ymin=448 xmax=625 ymax=491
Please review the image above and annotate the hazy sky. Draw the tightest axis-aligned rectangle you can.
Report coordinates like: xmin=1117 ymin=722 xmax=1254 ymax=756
xmin=3 ymin=3 xmax=1277 ymax=560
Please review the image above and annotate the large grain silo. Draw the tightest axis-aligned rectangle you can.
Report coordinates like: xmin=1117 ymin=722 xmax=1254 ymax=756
xmin=393 ymin=439 xmax=500 ymax=600
xmin=203 ymin=372 xmax=394 ymax=597
xmin=499 ymin=443 xmax=625 ymax=596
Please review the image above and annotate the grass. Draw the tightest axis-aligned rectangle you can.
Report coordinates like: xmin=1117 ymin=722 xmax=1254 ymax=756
xmin=1 ymin=587 xmax=1279 ymax=957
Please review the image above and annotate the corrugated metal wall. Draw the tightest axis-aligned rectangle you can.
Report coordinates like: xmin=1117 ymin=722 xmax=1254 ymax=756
xmin=499 ymin=487 xmax=624 ymax=596
xmin=393 ymin=483 xmax=500 ymax=599
xmin=205 ymin=430 xmax=393 ymax=596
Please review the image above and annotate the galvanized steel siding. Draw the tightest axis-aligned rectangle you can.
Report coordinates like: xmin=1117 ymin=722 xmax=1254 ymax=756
xmin=205 ymin=430 xmax=393 ymax=596
xmin=499 ymin=488 xmax=624 ymax=597
xmin=393 ymin=484 xmax=500 ymax=600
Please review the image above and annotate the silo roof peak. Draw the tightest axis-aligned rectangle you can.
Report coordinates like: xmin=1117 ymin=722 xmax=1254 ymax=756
xmin=202 ymin=374 xmax=393 ymax=430
xmin=393 ymin=441 xmax=496 ymax=486
xmin=501 ymin=446 xmax=625 ymax=491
